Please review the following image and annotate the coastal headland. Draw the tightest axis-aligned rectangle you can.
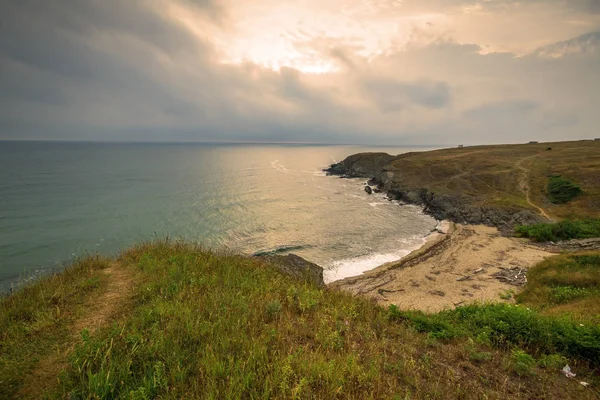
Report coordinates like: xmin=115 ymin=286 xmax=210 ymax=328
xmin=325 ymin=139 xmax=600 ymax=310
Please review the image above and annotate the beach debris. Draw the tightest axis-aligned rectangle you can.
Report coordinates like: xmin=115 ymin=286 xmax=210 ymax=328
xmin=454 ymin=301 xmax=465 ymax=306
xmin=429 ymin=290 xmax=445 ymax=297
xmin=378 ymin=288 xmax=404 ymax=299
xmin=456 ymin=275 xmax=472 ymax=282
xmin=473 ymin=268 xmax=484 ymax=274
xmin=562 ymin=365 xmax=576 ymax=378
xmin=580 ymin=381 xmax=589 ymax=387
xmin=492 ymin=266 xmax=528 ymax=286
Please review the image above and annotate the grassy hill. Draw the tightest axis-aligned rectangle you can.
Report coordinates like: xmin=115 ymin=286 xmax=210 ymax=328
xmin=2 ymin=241 xmax=599 ymax=399
xmin=385 ymin=140 xmax=600 ymax=220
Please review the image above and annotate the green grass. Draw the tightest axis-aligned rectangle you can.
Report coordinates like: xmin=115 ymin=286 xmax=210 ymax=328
xmin=516 ymin=252 xmax=600 ymax=321
xmin=388 ymin=302 xmax=600 ymax=368
xmin=2 ymin=242 xmax=599 ymax=398
xmin=547 ymin=175 xmax=583 ymax=204
xmin=515 ymin=218 xmax=600 ymax=242
xmin=0 ymin=256 xmax=110 ymax=398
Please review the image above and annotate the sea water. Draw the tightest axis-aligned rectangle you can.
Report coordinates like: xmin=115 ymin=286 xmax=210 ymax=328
xmin=0 ymin=141 xmax=438 ymax=291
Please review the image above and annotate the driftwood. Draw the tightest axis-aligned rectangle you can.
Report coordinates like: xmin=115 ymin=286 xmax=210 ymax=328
xmin=492 ymin=266 xmax=528 ymax=286
xmin=378 ymin=288 xmax=405 ymax=299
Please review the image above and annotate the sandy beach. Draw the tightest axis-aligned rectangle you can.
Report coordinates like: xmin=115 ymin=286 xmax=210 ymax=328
xmin=329 ymin=223 xmax=555 ymax=312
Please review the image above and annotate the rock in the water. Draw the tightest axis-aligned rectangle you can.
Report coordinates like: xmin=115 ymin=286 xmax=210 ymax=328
xmin=259 ymin=254 xmax=325 ymax=288
xmin=364 ymin=186 xmax=373 ymax=194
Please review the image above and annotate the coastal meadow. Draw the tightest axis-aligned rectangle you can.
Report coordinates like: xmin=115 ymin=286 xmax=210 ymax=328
xmin=1 ymin=240 xmax=598 ymax=398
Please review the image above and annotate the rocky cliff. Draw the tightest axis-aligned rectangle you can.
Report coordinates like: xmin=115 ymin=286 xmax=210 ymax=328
xmin=325 ymin=152 xmax=547 ymax=234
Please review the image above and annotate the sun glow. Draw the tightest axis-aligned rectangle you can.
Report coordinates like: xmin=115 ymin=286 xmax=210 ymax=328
xmin=168 ymin=0 xmax=446 ymax=74
xmin=218 ymin=39 xmax=340 ymax=74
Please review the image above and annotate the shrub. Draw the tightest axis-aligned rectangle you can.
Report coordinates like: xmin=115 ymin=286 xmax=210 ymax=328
xmin=515 ymin=219 xmax=600 ymax=242
xmin=547 ymin=175 xmax=582 ymax=204
xmin=389 ymin=303 xmax=600 ymax=367
xmin=538 ymin=354 xmax=567 ymax=370
xmin=510 ymin=350 xmax=536 ymax=376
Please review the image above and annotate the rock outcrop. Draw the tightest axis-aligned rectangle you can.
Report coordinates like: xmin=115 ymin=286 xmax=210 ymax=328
xmin=325 ymin=153 xmax=397 ymax=178
xmin=325 ymin=152 xmax=547 ymax=234
xmin=260 ymin=254 xmax=325 ymax=288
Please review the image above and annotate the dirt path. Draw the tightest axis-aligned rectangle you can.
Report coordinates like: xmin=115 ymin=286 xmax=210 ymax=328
xmin=330 ymin=224 xmax=554 ymax=312
xmin=515 ymin=156 xmax=553 ymax=221
xmin=18 ymin=261 xmax=135 ymax=399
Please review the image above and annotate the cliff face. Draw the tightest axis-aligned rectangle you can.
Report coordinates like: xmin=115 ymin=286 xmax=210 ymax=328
xmin=325 ymin=152 xmax=547 ymax=233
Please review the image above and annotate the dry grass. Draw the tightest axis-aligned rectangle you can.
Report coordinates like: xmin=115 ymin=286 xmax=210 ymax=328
xmin=516 ymin=252 xmax=600 ymax=322
xmin=387 ymin=140 xmax=600 ymax=219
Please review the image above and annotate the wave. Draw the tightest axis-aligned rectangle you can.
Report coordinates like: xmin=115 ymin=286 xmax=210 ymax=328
xmin=323 ymin=239 xmax=426 ymax=284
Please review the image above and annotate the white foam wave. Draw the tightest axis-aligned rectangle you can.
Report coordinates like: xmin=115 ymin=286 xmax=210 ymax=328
xmin=323 ymin=238 xmax=427 ymax=283
xmin=270 ymin=160 xmax=290 ymax=174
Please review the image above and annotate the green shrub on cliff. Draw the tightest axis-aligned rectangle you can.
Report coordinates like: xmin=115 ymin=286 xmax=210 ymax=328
xmin=547 ymin=175 xmax=582 ymax=204
xmin=515 ymin=218 xmax=600 ymax=242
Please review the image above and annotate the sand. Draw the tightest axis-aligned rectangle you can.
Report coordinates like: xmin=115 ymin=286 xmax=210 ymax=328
xmin=329 ymin=223 xmax=555 ymax=313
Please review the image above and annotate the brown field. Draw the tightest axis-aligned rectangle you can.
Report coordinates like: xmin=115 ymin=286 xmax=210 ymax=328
xmin=388 ymin=139 xmax=600 ymax=219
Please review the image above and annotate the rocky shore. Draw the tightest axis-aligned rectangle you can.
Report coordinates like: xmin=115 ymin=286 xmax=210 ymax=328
xmin=325 ymin=152 xmax=547 ymax=234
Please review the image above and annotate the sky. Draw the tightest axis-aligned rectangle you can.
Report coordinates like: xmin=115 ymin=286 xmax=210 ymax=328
xmin=1 ymin=0 xmax=600 ymax=145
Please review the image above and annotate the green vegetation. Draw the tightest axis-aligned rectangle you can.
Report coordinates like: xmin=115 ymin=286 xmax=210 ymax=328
xmin=2 ymin=241 xmax=598 ymax=398
xmin=547 ymin=175 xmax=583 ymax=204
xmin=515 ymin=218 xmax=600 ymax=242
xmin=516 ymin=252 xmax=600 ymax=321
xmin=0 ymin=256 xmax=110 ymax=398
xmin=509 ymin=350 xmax=536 ymax=376
xmin=389 ymin=302 xmax=600 ymax=368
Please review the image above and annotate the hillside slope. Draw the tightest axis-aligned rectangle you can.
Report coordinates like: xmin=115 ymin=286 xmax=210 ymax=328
xmin=1 ymin=242 xmax=599 ymax=399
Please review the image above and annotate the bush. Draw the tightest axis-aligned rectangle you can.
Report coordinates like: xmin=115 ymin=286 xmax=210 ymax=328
xmin=538 ymin=354 xmax=567 ymax=370
xmin=510 ymin=350 xmax=536 ymax=376
xmin=547 ymin=175 xmax=582 ymax=204
xmin=515 ymin=218 xmax=600 ymax=242
xmin=389 ymin=303 xmax=600 ymax=367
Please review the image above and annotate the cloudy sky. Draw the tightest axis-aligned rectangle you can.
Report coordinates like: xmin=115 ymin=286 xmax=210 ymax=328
xmin=1 ymin=0 xmax=599 ymax=144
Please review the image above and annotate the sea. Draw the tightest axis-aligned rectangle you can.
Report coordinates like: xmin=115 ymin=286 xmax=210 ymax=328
xmin=0 ymin=141 xmax=439 ymax=292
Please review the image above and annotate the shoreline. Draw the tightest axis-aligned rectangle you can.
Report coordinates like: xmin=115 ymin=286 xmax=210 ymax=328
xmin=328 ymin=222 xmax=555 ymax=312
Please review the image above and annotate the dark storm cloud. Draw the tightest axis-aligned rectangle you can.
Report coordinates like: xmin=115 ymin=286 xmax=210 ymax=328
xmin=0 ymin=0 xmax=599 ymax=144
